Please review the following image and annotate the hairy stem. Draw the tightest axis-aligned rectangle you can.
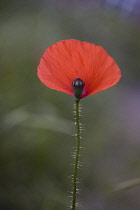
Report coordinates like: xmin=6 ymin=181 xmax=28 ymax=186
xmin=72 ymin=100 xmax=81 ymax=210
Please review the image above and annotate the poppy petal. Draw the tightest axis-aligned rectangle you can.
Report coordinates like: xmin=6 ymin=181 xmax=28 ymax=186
xmin=37 ymin=39 xmax=121 ymax=98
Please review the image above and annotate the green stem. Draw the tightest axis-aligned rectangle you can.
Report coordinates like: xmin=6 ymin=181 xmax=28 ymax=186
xmin=72 ymin=99 xmax=81 ymax=210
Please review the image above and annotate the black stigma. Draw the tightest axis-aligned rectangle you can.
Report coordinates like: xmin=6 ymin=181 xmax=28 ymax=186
xmin=72 ymin=78 xmax=85 ymax=87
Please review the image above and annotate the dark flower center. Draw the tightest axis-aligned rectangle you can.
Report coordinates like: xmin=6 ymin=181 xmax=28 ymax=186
xmin=72 ymin=78 xmax=85 ymax=101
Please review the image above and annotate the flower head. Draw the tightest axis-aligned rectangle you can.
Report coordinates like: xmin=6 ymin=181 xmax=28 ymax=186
xmin=37 ymin=39 xmax=121 ymax=99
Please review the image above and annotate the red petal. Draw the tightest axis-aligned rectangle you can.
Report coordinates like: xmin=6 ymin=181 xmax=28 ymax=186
xmin=37 ymin=39 xmax=121 ymax=98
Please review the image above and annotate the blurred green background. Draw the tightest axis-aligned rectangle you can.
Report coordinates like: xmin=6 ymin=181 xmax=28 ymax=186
xmin=1 ymin=0 xmax=140 ymax=209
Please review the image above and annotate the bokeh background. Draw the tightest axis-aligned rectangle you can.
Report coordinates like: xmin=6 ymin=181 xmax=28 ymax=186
xmin=1 ymin=0 xmax=140 ymax=209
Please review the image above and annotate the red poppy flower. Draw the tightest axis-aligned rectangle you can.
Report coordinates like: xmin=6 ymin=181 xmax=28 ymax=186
xmin=37 ymin=39 xmax=121 ymax=98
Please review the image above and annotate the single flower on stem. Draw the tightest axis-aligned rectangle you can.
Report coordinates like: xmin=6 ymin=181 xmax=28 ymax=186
xmin=38 ymin=39 xmax=121 ymax=99
xmin=37 ymin=39 xmax=121 ymax=209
